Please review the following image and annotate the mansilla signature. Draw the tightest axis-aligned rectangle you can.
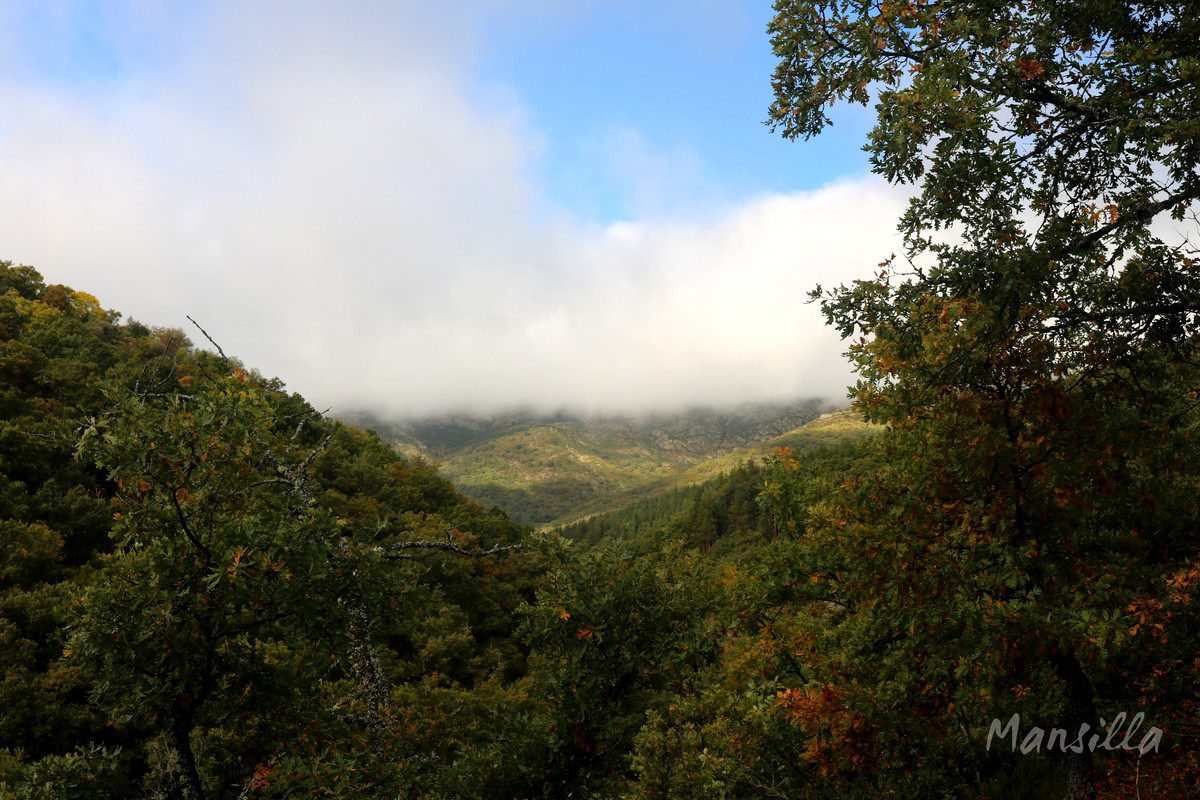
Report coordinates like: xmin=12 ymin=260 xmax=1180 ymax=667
xmin=986 ymin=712 xmax=1163 ymax=755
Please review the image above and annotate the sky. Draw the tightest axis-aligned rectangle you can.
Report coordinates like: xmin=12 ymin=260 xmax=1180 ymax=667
xmin=0 ymin=0 xmax=911 ymax=417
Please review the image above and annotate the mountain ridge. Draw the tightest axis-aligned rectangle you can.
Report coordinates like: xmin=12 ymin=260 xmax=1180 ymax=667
xmin=338 ymin=400 xmax=872 ymax=526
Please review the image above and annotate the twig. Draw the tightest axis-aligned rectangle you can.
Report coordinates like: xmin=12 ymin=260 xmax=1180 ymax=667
xmin=186 ymin=316 xmax=229 ymax=363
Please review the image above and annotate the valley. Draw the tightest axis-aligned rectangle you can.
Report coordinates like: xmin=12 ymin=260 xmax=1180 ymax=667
xmin=339 ymin=400 xmax=874 ymax=527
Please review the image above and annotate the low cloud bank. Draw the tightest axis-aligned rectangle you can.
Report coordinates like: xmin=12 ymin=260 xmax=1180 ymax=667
xmin=0 ymin=1 xmax=909 ymax=416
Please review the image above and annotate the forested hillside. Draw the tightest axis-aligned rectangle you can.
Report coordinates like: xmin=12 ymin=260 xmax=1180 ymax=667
xmin=342 ymin=402 xmax=832 ymax=527
xmin=0 ymin=263 xmax=539 ymax=797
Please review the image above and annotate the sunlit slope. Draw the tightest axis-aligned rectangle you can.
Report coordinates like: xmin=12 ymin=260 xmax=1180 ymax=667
xmin=549 ymin=407 xmax=878 ymax=527
xmin=674 ymin=407 xmax=877 ymax=485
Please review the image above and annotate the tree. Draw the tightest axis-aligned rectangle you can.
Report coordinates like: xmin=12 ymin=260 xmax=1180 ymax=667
xmin=763 ymin=0 xmax=1200 ymax=797
xmin=517 ymin=537 xmax=721 ymax=798
xmin=71 ymin=364 xmax=346 ymax=800
xmin=768 ymin=0 xmax=1199 ymax=278
xmin=768 ymin=0 xmax=1200 ymax=376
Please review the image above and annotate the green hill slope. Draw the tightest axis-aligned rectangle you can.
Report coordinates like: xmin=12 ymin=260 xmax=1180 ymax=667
xmin=549 ymin=407 xmax=879 ymax=527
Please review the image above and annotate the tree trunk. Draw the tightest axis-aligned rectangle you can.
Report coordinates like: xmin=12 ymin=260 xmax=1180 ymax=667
xmin=171 ymin=707 xmax=207 ymax=800
xmin=1049 ymin=648 xmax=1097 ymax=800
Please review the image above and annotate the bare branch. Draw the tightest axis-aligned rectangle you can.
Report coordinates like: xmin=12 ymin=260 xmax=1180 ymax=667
xmin=186 ymin=315 xmax=230 ymax=363
xmin=384 ymin=540 xmax=525 ymax=560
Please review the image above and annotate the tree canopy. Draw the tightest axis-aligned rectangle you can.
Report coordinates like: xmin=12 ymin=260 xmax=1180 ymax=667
xmin=759 ymin=0 xmax=1200 ymax=797
xmin=770 ymin=0 xmax=1199 ymax=394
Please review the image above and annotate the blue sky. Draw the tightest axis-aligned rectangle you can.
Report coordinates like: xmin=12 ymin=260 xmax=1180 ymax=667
xmin=472 ymin=1 xmax=875 ymax=221
xmin=0 ymin=1 xmax=905 ymax=415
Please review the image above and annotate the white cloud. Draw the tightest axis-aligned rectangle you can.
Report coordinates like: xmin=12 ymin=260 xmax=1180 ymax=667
xmin=0 ymin=2 xmax=909 ymax=416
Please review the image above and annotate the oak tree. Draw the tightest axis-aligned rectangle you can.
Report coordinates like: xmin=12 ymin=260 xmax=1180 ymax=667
xmin=764 ymin=0 xmax=1200 ymax=796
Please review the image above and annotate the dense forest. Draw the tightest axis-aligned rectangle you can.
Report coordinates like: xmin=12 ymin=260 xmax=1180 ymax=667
xmin=4 ymin=0 xmax=1200 ymax=797
xmin=0 ymin=262 xmax=889 ymax=799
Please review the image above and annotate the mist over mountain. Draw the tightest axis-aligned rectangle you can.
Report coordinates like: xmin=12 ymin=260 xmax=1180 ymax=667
xmin=340 ymin=398 xmax=835 ymax=460
xmin=338 ymin=398 xmax=840 ymax=525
